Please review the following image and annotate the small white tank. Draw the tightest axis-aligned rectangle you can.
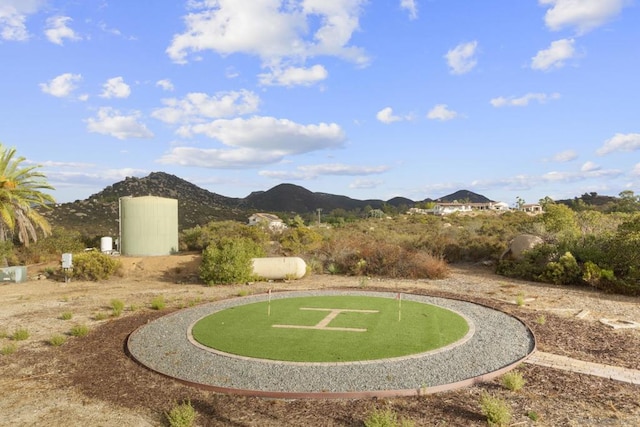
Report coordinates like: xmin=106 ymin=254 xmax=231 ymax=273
xmin=100 ymin=236 xmax=113 ymax=253
xmin=251 ymin=257 xmax=307 ymax=280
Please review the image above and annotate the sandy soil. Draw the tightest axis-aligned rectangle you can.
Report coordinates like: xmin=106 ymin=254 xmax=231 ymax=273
xmin=1 ymin=254 xmax=639 ymax=426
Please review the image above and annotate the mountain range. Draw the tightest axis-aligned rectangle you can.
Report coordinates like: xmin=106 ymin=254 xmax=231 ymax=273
xmin=41 ymin=172 xmax=493 ymax=237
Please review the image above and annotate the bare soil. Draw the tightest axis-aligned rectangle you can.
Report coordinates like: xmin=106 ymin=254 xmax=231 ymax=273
xmin=1 ymin=254 xmax=639 ymax=426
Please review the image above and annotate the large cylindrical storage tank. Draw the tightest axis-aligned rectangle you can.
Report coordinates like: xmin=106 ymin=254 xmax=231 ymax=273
xmin=119 ymin=196 xmax=179 ymax=256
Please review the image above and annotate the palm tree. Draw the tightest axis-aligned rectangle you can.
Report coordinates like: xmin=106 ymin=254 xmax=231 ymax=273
xmin=0 ymin=144 xmax=55 ymax=259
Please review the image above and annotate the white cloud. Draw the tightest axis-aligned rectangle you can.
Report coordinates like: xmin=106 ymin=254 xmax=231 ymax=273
xmin=86 ymin=107 xmax=153 ymax=140
xmin=186 ymin=117 xmax=345 ymax=152
xmin=444 ymin=41 xmax=478 ymax=75
xmin=540 ymin=0 xmax=626 ymax=34
xmin=39 ymin=73 xmax=82 ymax=98
xmin=100 ymin=77 xmax=131 ymax=99
xmin=490 ymin=92 xmax=561 ymax=107
xmin=259 ymin=64 xmax=328 ymax=87
xmin=632 ymin=163 xmax=640 ymax=176
xmin=531 ymin=38 xmax=576 ymax=70
xmin=0 ymin=0 xmax=45 ymax=41
xmin=596 ymin=133 xmax=640 ymax=156
xmin=298 ymin=163 xmax=389 ymax=176
xmin=427 ymin=104 xmax=458 ymax=121
xmin=469 ymin=162 xmax=624 ymax=197
xmin=156 ymin=79 xmax=174 ymax=91
xmin=376 ymin=107 xmax=402 ymax=124
xmin=159 ymin=146 xmax=283 ymax=168
xmin=581 ymin=161 xmax=600 ymax=172
xmin=400 ymin=0 xmax=418 ymax=20
xmin=45 ymin=16 xmax=80 ymax=45
xmin=550 ymin=149 xmax=578 ymax=162
xmin=166 ymin=0 xmax=369 ymax=69
xmin=158 ymin=116 xmax=345 ymax=168
xmin=45 ymin=168 xmax=148 ymax=184
xmin=260 ymin=163 xmax=389 ymax=180
xmin=152 ymin=90 xmax=260 ymax=125
xmin=98 ymin=22 xmax=123 ymax=37
xmin=349 ymin=179 xmax=383 ymax=189
xmin=542 ymin=167 xmax=622 ymax=183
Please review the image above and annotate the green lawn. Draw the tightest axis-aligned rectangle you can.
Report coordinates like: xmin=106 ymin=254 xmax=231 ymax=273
xmin=191 ymin=295 xmax=469 ymax=362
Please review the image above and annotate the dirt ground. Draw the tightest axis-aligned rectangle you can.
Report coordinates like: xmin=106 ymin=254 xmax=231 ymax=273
xmin=1 ymin=254 xmax=639 ymax=426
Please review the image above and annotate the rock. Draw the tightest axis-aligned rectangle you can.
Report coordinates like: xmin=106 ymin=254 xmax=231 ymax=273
xmin=500 ymin=234 xmax=544 ymax=261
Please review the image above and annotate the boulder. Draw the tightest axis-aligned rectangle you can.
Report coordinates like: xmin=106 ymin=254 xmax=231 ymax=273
xmin=500 ymin=234 xmax=544 ymax=261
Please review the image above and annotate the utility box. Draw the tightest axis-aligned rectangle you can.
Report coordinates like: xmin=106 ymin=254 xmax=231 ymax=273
xmin=61 ymin=253 xmax=73 ymax=269
xmin=0 ymin=266 xmax=27 ymax=283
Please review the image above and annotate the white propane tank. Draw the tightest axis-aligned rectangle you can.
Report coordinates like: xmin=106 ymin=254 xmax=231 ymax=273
xmin=251 ymin=257 xmax=307 ymax=280
xmin=100 ymin=236 xmax=113 ymax=254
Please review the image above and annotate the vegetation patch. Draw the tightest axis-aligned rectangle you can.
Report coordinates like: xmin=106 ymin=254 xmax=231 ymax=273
xmin=11 ymin=328 xmax=30 ymax=341
xmin=165 ymin=400 xmax=196 ymax=427
xmin=59 ymin=311 xmax=73 ymax=320
xmin=191 ymin=295 xmax=469 ymax=362
xmin=150 ymin=295 xmax=166 ymax=310
xmin=69 ymin=251 xmax=122 ymax=281
xmin=364 ymin=407 xmax=415 ymax=427
xmin=69 ymin=324 xmax=89 ymax=337
xmin=1 ymin=343 xmax=17 ymax=356
xmin=48 ymin=334 xmax=67 ymax=347
xmin=480 ymin=392 xmax=512 ymax=426
xmin=501 ymin=370 xmax=526 ymax=391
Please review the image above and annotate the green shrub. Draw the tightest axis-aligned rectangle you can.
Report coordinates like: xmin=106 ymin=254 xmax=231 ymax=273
xmin=110 ymin=299 xmax=125 ymax=317
xmin=496 ymin=243 xmax=556 ymax=282
xmin=69 ymin=324 xmax=89 ymax=337
xmin=540 ymin=252 xmax=581 ymax=285
xmin=93 ymin=312 xmax=108 ymax=321
xmin=325 ymin=232 xmax=449 ymax=279
xmin=279 ymin=226 xmax=323 ymax=256
xmin=70 ymin=252 xmax=122 ymax=281
xmin=501 ymin=370 xmax=525 ymax=391
xmin=1 ymin=343 xmax=17 ymax=355
xmin=165 ymin=400 xmax=196 ymax=427
xmin=17 ymin=227 xmax=86 ymax=264
xmin=364 ymin=408 xmax=415 ymax=427
xmin=199 ymin=237 xmax=265 ymax=285
xmin=59 ymin=311 xmax=73 ymax=320
xmin=11 ymin=328 xmax=30 ymax=341
xmin=480 ymin=392 xmax=512 ymax=426
xmin=180 ymin=221 xmax=269 ymax=252
xmin=151 ymin=295 xmax=166 ymax=310
xmin=48 ymin=335 xmax=67 ymax=347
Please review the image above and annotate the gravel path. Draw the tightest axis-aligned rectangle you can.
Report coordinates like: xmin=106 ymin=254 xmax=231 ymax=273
xmin=127 ymin=290 xmax=535 ymax=398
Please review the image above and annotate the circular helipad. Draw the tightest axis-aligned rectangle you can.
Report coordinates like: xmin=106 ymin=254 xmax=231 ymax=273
xmin=127 ymin=290 xmax=535 ymax=398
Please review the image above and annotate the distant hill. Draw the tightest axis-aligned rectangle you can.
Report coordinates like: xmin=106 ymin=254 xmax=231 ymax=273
xmin=557 ymin=192 xmax=618 ymax=208
xmin=243 ymin=183 xmax=387 ymax=212
xmin=41 ymin=172 xmax=494 ymax=236
xmin=435 ymin=190 xmax=493 ymax=203
xmin=42 ymin=172 xmax=245 ymax=237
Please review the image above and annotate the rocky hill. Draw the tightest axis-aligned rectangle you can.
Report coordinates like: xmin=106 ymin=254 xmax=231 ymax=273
xmin=435 ymin=189 xmax=493 ymax=203
xmin=42 ymin=172 xmax=245 ymax=237
xmin=243 ymin=183 xmax=389 ymax=212
xmin=41 ymin=172 xmax=491 ymax=237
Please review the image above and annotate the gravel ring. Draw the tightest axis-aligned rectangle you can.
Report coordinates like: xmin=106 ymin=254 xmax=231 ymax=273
xmin=127 ymin=290 xmax=535 ymax=398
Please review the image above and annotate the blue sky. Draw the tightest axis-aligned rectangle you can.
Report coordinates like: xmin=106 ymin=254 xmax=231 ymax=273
xmin=1 ymin=0 xmax=639 ymax=206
